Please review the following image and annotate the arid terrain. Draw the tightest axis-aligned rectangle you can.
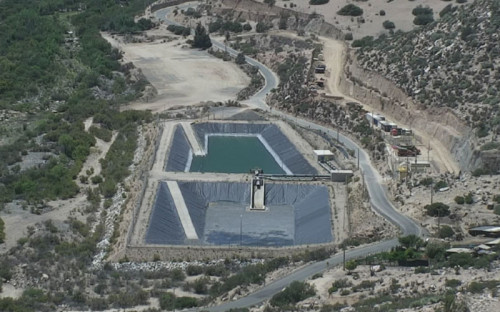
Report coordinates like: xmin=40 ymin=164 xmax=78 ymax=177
xmin=1 ymin=1 xmax=500 ymax=312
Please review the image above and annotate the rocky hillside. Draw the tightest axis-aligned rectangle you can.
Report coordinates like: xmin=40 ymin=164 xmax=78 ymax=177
xmin=354 ymin=0 xmax=500 ymax=168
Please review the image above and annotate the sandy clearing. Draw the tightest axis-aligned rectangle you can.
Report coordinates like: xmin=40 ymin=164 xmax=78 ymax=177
xmin=83 ymin=116 xmax=93 ymax=131
xmin=101 ymin=33 xmax=250 ymax=112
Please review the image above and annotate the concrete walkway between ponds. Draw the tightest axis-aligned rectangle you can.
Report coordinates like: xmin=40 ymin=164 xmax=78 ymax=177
xmin=181 ymin=122 xmax=205 ymax=156
xmin=166 ymin=180 xmax=199 ymax=240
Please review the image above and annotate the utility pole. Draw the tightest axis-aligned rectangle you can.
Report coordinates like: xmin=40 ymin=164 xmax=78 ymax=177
xmin=240 ymin=213 xmax=243 ymax=246
xmin=357 ymin=147 xmax=360 ymax=169
xmin=343 ymin=174 xmax=348 ymax=271
xmin=427 ymin=141 xmax=431 ymax=162
xmin=343 ymin=247 xmax=346 ymax=271
xmin=430 ymin=184 xmax=434 ymax=204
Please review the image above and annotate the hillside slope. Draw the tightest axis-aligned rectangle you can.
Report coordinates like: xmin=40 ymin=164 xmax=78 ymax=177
xmin=353 ymin=0 xmax=500 ymax=173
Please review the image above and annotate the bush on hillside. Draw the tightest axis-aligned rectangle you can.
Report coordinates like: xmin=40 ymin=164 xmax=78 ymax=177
xmin=383 ymin=20 xmax=395 ymax=29
xmin=270 ymin=281 xmax=316 ymax=307
xmin=412 ymin=6 xmax=433 ymax=16
xmin=425 ymin=202 xmax=450 ymax=217
xmin=337 ymin=4 xmax=363 ymax=16
xmin=310 ymin=0 xmax=329 ymax=5
xmin=438 ymin=225 xmax=455 ymax=238
xmin=414 ymin=14 xmax=434 ymax=25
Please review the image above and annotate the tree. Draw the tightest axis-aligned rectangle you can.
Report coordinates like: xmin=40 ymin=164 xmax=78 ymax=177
xmin=345 ymin=260 xmax=357 ymax=274
xmin=425 ymin=202 xmax=450 ymax=217
xmin=270 ymin=281 xmax=315 ymax=307
xmin=256 ymin=22 xmax=269 ymax=33
xmin=309 ymin=0 xmax=329 ymax=5
xmin=439 ymin=225 xmax=455 ymax=238
xmin=383 ymin=20 xmax=395 ymax=29
xmin=0 ymin=217 xmax=5 ymax=243
xmin=235 ymin=53 xmax=246 ymax=65
xmin=454 ymin=196 xmax=465 ymax=204
xmin=337 ymin=4 xmax=363 ymax=16
xmin=192 ymin=23 xmax=212 ymax=49
xmin=399 ymin=235 xmax=424 ymax=249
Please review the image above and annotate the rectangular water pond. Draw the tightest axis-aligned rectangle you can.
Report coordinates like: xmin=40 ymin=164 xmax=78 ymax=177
xmin=189 ymin=136 xmax=285 ymax=174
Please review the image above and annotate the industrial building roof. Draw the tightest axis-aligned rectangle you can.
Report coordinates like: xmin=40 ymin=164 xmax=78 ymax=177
xmin=314 ymin=150 xmax=334 ymax=156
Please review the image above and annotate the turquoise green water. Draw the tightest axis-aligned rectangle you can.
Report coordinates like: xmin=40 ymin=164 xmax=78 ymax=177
xmin=190 ymin=136 xmax=285 ymax=174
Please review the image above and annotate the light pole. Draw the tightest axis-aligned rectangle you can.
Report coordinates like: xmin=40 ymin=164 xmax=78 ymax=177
xmin=240 ymin=213 xmax=243 ymax=246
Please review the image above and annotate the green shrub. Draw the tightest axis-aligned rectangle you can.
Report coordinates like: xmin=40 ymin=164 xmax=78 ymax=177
xmin=433 ymin=180 xmax=448 ymax=191
xmin=440 ymin=4 xmax=454 ymax=17
xmin=445 ymin=279 xmax=462 ymax=288
xmin=309 ymin=0 xmax=329 ymax=5
xmin=270 ymin=281 xmax=315 ymax=307
xmin=159 ymin=292 xmax=198 ymax=310
xmin=0 ymin=217 xmax=4 ymax=243
xmin=337 ymin=4 xmax=363 ymax=16
xmin=186 ymin=265 xmax=204 ymax=276
xmin=379 ymin=10 xmax=386 ymax=16
xmin=438 ymin=225 xmax=455 ymax=238
xmin=91 ymin=175 xmax=103 ymax=184
xmin=425 ymin=202 xmax=450 ymax=217
xmin=420 ymin=177 xmax=434 ymax=186
xmin=328 ymin=278 xmax=352 ymax=293
xmin=192 ymin=23 xmax=212 ymax=49
xmin=166 ymin=24 xmax=191 ymax=36
xmin=352 ymin=280 xmax=376 ymax=292
xmin=454 ymin=196 xmax=465 ymax=204
xmin=414 ymin=266 xmax=430 ymax=274
xmin=494 ymin=205 xmax=500 ymax=215
xmin=464 ymin=192 xmax=474 ymax=204
xmin=412 ymin=6 xmax=433 ymax=16
xmin=480 ymin=142 xmax=500 ymax=151
xmin=472 ymin=168 xmax=489 ymax=177
xmin=352 ymin=36 xmax=374 ymax=48
xmin=344 ymin=33 xmax=353 ymax=40
xmin=414 ymin=14 xmax=434 ymax=25
xmin=383 ymin=20 xmax=395 ymax=29
xmin=89 ymin=125 xmax=112 ymax=142
xmin=235 ymin=53 xmax=246 ymax=65
xmin=256 ymin=22 xmax=270 ymax=33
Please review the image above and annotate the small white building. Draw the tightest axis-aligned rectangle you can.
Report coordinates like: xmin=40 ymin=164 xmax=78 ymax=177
xmin=314 ymin=150 xmax=334 ymax=163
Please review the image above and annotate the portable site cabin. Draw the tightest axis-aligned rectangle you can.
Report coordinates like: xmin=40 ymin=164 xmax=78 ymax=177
xmin=314 ymin=150 xmax=334 ymax=163
xmin=379 ymin=120 xmax=392 ymax=132
xmin=373 ymin=115 xmax=385 ymax=127
xmin=365 ymin=113 xmax=374 ymax=123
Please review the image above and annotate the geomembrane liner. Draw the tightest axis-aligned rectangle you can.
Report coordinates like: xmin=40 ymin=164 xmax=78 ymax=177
xmin=164 ymin=123 xmax=317 ymax=174
xmin=164 ymin=125 xmax=191 ymax=172
xmin=145 ymin=181 xmax=332 ymax=246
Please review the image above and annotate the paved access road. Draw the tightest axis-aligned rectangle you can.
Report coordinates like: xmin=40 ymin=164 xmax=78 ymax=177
xmin=153 ymin=4 xmax=424 ymax=311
